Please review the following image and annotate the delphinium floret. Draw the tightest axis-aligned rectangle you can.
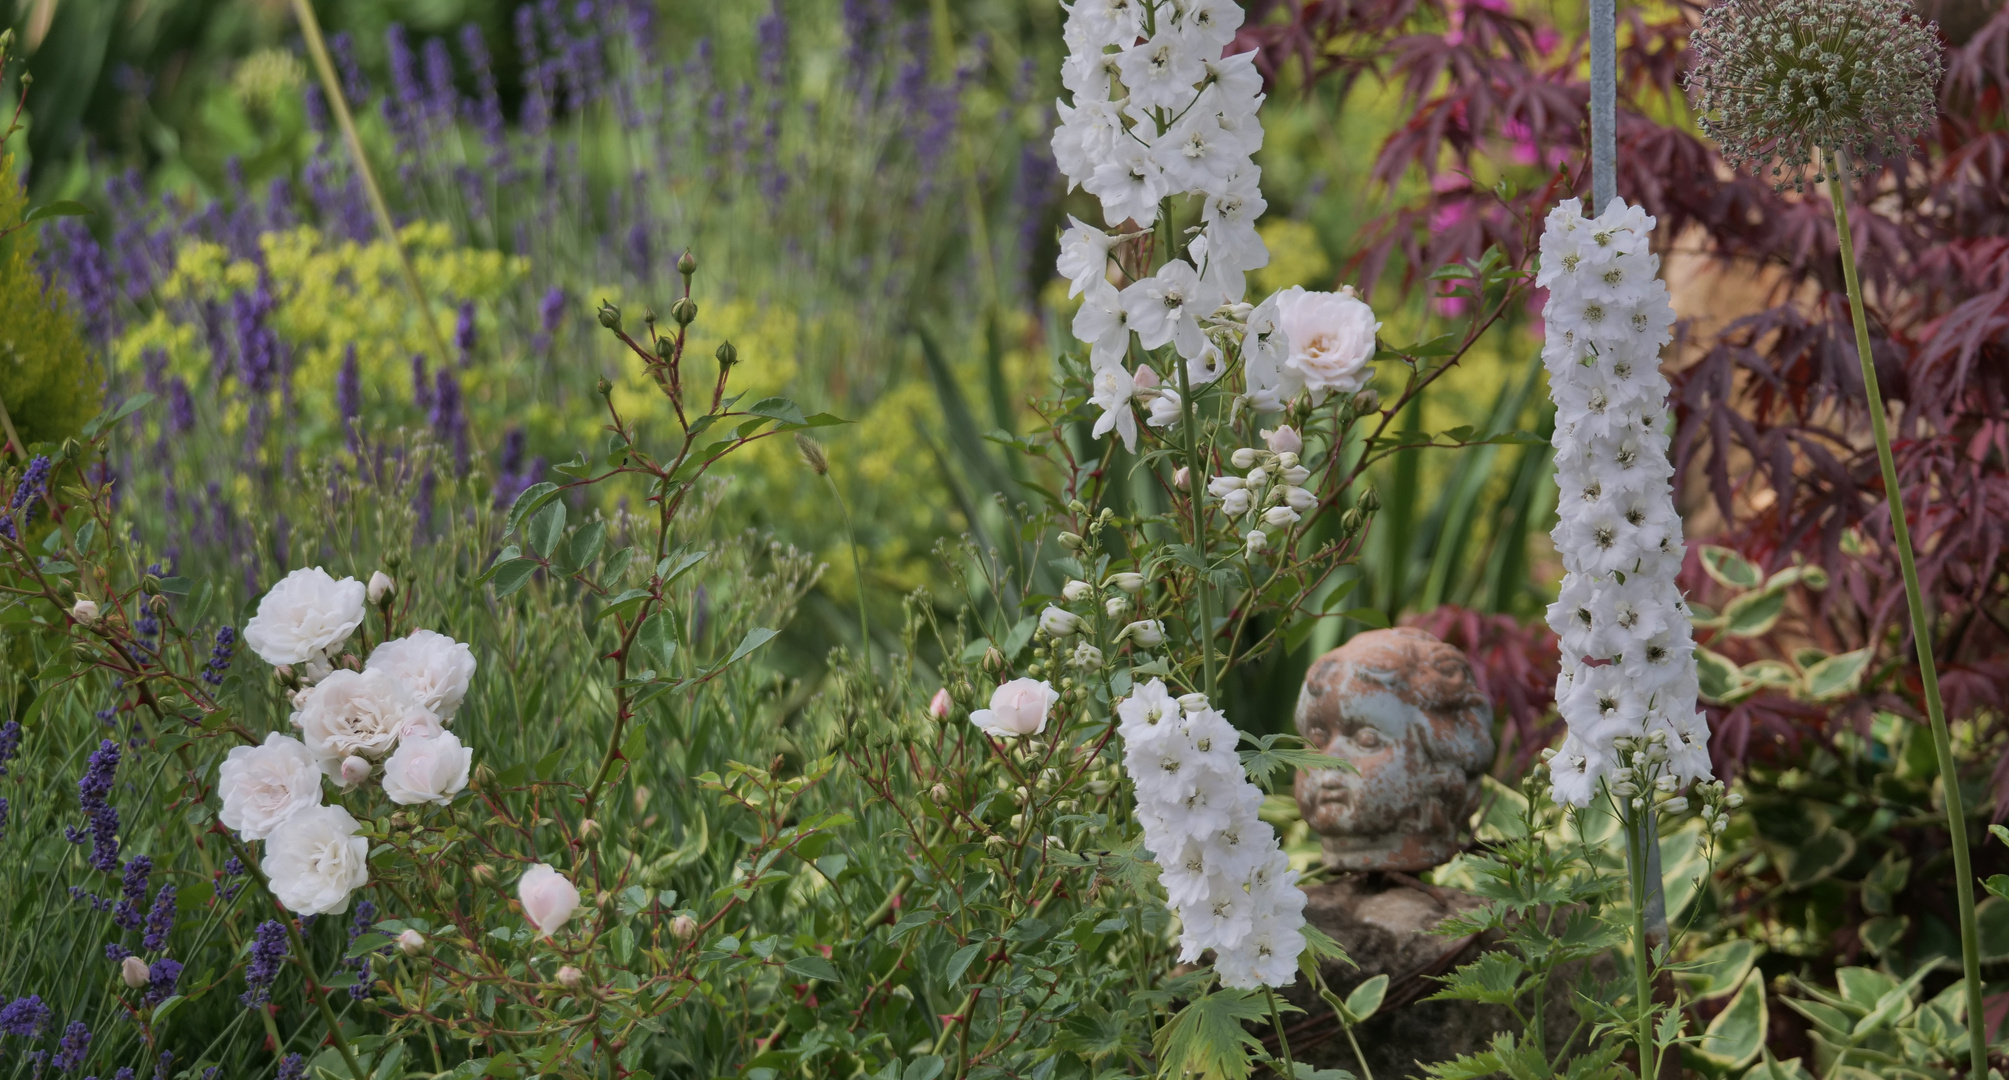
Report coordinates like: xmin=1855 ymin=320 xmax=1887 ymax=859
xmin=1536 ymin=198 xmax=1712 ymax=805
xmin=1115 ymin=680 xmax=1306 ymax=988
xmin=1685 ymin=0 xmax=1941 ymax=189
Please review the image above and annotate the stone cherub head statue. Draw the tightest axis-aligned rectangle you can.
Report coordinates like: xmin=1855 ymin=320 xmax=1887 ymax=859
xmin=1294 ymin=627 xmax=1496 ymax=872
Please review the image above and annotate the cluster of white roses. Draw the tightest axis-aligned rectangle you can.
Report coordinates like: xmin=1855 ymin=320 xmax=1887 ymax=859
xmin=1116 ymin=680 xmax=1304 ymax=988
xmin=219 ymin=567 xmax=477 ymax=914
xmin=1535 ymin=198 xmax=1711 ymax=806
xmin=1052 ymin=0 xmax=1383 ymax=444
xmin=1206 ymin=424 xmax=1314 ymax=555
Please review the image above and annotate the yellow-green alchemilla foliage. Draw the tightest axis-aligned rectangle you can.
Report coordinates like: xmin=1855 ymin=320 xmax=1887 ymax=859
xmin=114 ymin=222 xmax=525 ymax=450
xmin=0 ymin=155 xmax=96 ymax=448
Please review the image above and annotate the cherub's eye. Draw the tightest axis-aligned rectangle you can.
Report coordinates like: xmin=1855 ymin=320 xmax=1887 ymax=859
xmin=1354 ymin=728 xmax=1382 ymax=748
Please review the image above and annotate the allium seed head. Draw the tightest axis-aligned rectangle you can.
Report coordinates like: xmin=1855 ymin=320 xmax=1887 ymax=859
xmin=1685 ymin=0 xmax=1942 ymax=190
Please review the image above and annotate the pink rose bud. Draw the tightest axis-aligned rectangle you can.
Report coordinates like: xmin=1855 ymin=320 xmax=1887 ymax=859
xmin=1263 ymin=426 xmax=1303 ymax=455
xmin=339 ymin=755 xmax=371 ymax=787
xmin=557 ymin=965 xmax=584 ymax=989
xmin=672 ymin=913 xmax=699 ymax=940
xmin=397 ymin=929 xmax=427 ymax=956
xmin=928 ymin=688 xmax=953 ymax=719
xmin=519 ymin=863 xmax=581 ymax=938
xmin=122 ymin=956 xmax=150 ymax=988
xmin=1174 ymin=466 xmax=1190 ymax=490
xmin=1132 ymin=363 xmax=1161 ymax=391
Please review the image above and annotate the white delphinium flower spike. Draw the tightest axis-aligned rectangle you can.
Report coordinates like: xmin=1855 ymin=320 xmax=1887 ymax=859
xmin=1537 ymin=198 xmax=1711 ymax=806
xmin=1116 ymin=680 xmax=1306 ymax=988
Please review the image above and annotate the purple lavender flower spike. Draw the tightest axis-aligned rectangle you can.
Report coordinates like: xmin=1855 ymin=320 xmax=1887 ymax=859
xmin=168 ymin=378 xmax=195 ymax=434
xmin=275 ymin=1055 xmax=306 ymax=1080
xmin=455 ymin=301 xmax=478 ymax=366
xmin=115 ymin=855 xmax=153 ymax=930
xmin=143 ymin=958 xmax=181 ymax=1007
xmin=337 ymin=345 xmax=362 ymax=449
xmin=2 ymin=454 xmax=53 ymax=539
xmin=431 ymin=369 xmax=468 ymax=473
xmin=203 ymin=627 xmax=236 ymax=687
xmin=52 ymin=1020 xmax=90 ymax=1072
xmin=410 ymin=354 xmax=432 ymax=411
xmin=0 ymin=996 xmax=51 ymax=1038
xmin=143 ymin=884 xmax=176 ymax=952
xmin=240 ymin=920 xmax=289 ymax=1007
xmin=73 ymin=739 xmax=122 ymax=873
xmin=0 ymin=719 xmax=18 ymax=777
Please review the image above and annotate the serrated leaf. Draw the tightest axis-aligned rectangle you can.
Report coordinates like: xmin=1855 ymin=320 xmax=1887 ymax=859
xmin=24 ymin=200 xmax=91 ymax=223
xmin=746 ymin=396 xmax=808 ymax=426
xmin=636 ymin=612 xmax=678 ymax=671
xmin=783 ymin=955 xmax=839 ymax=983
xmin=505 ymin=482 xmax=561 ymax=537
xmin=489 ymin=559 xmax=540 ymax=598
xmin=723 ymin=627 xmax=779 ymax=667
xmin=946 ymin=942 xmax=984 ymax=986
xmin=527 ymin=502 xmax=567 ymax=558
xmin=1154 ymin=989 xmax=1269 ymax=1080
xmin=568 ymin=521 xmax=607 ymax=571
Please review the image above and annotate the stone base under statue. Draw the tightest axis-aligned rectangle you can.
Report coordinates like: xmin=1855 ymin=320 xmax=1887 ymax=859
xmin=1277 ymin=874 xmax=1604 ymax=1079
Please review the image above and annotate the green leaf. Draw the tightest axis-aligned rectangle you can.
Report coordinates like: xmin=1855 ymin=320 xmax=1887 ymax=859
xmin=723 ymin=627 xmax=779 ymax=668
xmin=1339 ymin=608 xmax=1390 ymax=629
xmin=1053 ymin=1007 xmax=1129 ymax=1058
xmin=1343 ymin=974 xmax=1388 ymax=1023
xmin=1695 ymin=647 xmax=1747 ymax=704
xmin=658 ymin=549 xmax=710 ymax=587
xmin=1696 ymin=971 xmax=1767 ymax=1067
xmin=783 ymin=955 xmax=840 ymax=983
xmin=598 ymin=588 xmax=652 ymax=621
xmin=1154 ymin=989 xmax=1269 ymax=1080
xmin=527 ymin=502 xmax=568 ymax=558
xmin=1426 ymin=950 xmax=1523 ymax=1006
xmin=505 ymin=482 xmax=562 ymax=537
xmin=1680 ymin=938 xmax=1760 ymax=1001
xmin=636 ymin=612 xmax=678 ymax=671
xmin=1404 ymin=334 xmax=1460 ymax=357
xmin=568 ymin=521 xmax=607 ymax=572
xmin=1782 ymin=829 xmax=1855 ymax=889
xmin=746 ymin=397 xmax=808 ymax=426
xmin=1698 ymin=545 xmax=1764 ymax=589
xmin=83 ymin=392 xmax=155 ymax=438
xmin=488 ymin=559 xmax=540 ymax=599
xmin=23 ymin=200 xmax=91 ymax=224
xmin=155 ymin=576 xmax=192 ymax=595
xmin=946 ymin=942 xmax=984 ymax=986
xmin=1720 ymin=588 xmax=1787 ymax=637
xmin=346 ymin=932 xmax=394 ymax=959
xmin=1803 ymin=648 xmax=1872 ymax=701
xmin=150 ymin=995 xmax=186 ymax=1026
xmin=1239 ymin=733 xmax=1353 ymax=786
xmin=902 ymin=1057 xmax=944 ymax=1080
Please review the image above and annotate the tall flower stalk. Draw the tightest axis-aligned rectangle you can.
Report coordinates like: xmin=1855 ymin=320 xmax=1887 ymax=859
xmin=1685 ymin=4 xmax=1973 ymax=1074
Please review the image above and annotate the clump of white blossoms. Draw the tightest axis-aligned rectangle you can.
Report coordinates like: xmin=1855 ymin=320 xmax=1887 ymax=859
xmin=1207 ymin=425 xmax=1316 ymax=556
xmin=1051 ymin=0 xmax=1382 ymax=444
xmin=1117 ymin=680 xmax=1305 ymax=988
xmin=216 ymin=567 xmax=483 ymax=912
xmin=1536 ymin=198 xmax=1711 ymax=806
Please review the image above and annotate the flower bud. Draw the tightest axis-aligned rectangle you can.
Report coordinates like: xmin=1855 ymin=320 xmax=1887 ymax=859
xmin=1263 ymin=425 xmax=1303 ymax=455
xmin=670 ymin=297 xmax=698 ymax=326
xmin=1087 ymin=779 xmax=1113 ymax=797
xmin=578 ymin=818 xmax=601 ymax=840
xmin=1122 ymin=619 xmax=1165 ymax=647
xmin=1105 ymin=596 xmax=1130 ymax=619
xmin=982 ymin=647 xmax=1006 ymax=673
xmin=715 ymin=340 xmax=738 ymax=369
xmin=929 ymin=783 xmax=951 ymax=805
xmin=121 ymin=956 xmax=150 ymax=988
xmin=984 ymin=834 xmax=1008 ymax=855
xmin=1057 ymin=531 xmax=1085 ymax=551
xmin=1724 ymin=793 xmax=1745 ymax=810
xmin=1276 ymin=451 xmax=1299 ymax=470
xmin=1341 ymin=508 xmax=1364 ymax=534
xmin=928 ymin=688 xmax=953 ymax=719
xmin=597 ymin=300 xmax=622 ymax=331
xmin=1245 ymin=529 xmax=1268 ymax=554
xmin=1352 ymin=388 xmax=1380 ymax=415
xmin=1173 ymin=466 xmax=1190 ymax=490
xmin=339 ymin=755 xmax=372 ymax=787
xmin=71 ymin=597 xmax=99 ymax=624
xmin=397 ymin=929 xmax=426 ymax=956
xmin=1107 ymin=572 xmax=1143 ymax=594
xmin=1230 ymin=447 xmax=1259 ymax=469
xmin=1062 ymin=580 xmax=1093 ymax=602
xmin=1071 ymin=642 xmax=1104 ymax=670
xmin=1039 ymin=605 xmax=1082 ymax=637
xmin=1658 ymin=797 xmax=1689 ymax=814
xmin=677 ymin=250 xmax=698 ymax=276
xmin=367 ymin=571 xmax=395 ymax=604
xmin=1178 ymin=693 xmax=1212 ymax=714
xmin=1262 ymin=506 xmax=1300 ymax=528
xmin=557 ymin=965 xmax=584 ymax=989
xmin=1357 ymin=486 xmax=1381 ymax=514
xmin=472 ymin=863 xmax=497 ymax=884
xmin=672 ymin=913 xmax=699 ymax=940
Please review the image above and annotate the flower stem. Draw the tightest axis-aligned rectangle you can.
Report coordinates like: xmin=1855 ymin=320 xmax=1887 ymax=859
xmin=1264 ymin=986 xmax=1296 ymax=1079
xmin=1825 ymin=146 xmax=1986 ymax=1080
xmin=824 ymin=471 xmax=872 ymax=667
xmin=1175 ymin=358 xmax=1216 ymax=697
xmin=1622 ymin=804 xmax=1655 ymax=1080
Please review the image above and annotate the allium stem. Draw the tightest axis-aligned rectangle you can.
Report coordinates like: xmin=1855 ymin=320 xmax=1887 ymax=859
xmin=288 ymin=0 xmax=454 ymax=383
xmin=1824 ymin=146 xmax=1986 ymax=1080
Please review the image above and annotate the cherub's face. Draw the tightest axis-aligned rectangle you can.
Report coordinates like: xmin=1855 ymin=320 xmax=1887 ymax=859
xmin=1293 ymin=629 xmax=1495 ymax=871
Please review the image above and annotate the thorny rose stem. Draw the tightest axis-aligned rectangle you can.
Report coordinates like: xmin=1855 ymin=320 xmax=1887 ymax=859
xmin=1825 ymin=145 xmax=1986 ymax=1080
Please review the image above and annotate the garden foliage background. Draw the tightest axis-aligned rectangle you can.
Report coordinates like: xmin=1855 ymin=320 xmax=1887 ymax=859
xmin=5 ymin=0 xmax=2009 ymax=1075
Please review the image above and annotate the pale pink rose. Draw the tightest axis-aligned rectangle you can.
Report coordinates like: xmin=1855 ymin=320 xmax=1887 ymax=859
xmin=969 ymin=678 xmax=1059 ymax=738
xmin=1274 ymin=286 xmax=1380 ymax=402
xmin=519 ymin=863 xmax=581 ymax=938
xmin=217 ymin=733 xmax=323 ymax=841
xmin=381 ymin=731 xmax=473 ymax=807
